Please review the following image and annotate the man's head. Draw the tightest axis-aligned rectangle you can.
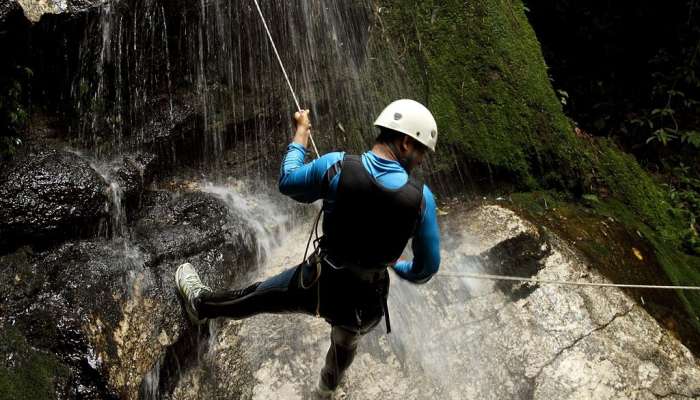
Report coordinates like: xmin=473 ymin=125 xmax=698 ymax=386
xmin=373 ymin=99 xmax=438 ymax=172
xmin=375 ymin=128 xmax=429 ymax=172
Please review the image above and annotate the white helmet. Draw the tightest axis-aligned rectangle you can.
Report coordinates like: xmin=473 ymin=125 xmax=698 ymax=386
xmin=373 ymin=99 xmax=438 ymax=151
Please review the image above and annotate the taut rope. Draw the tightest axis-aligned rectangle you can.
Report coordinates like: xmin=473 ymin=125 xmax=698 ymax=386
xmin=251 ymin=0 xmax=320 ymax=158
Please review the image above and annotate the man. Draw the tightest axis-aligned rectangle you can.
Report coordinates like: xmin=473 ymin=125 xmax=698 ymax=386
xmin=175 ymin=99 xmax=441 ymax=396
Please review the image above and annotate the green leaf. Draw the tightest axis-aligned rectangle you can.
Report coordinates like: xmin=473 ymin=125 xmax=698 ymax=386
xmin=649 ymin=128 xmax=678 ymax=146
xmin=682 ymin=131 xmax=700 ymax=148
xmin=582 ymin=194 xmax=600 ymax=204
xmin=661 ymin=108 xmax=675 ymax=116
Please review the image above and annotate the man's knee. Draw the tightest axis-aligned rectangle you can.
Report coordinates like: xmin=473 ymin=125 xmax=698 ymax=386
xmin=331 ymin=326 xmax=361 ymax=349
xmin=257 ymin=265 xmax=299 ymax=292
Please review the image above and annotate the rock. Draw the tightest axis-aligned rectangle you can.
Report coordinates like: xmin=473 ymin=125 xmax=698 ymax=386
xmin=167 ymin=204 xmax=700 ymax=399
xmin=0 ymin=188 xmax=261 ymax=399
xmin=127 ymin=152 xmax=158 ymax=186
xmin=137 ymin=96 xmax=204 ymax=167
xmin=96 ymin=152 xmax=158 ymax=217
xmin=0 ymin=324 xmax=73 ymax=400
xmin=15 ymin=0 xmax=103 ymax=23
xmin=0 ymin=1 xmax=22 ymax=25
xmin=133 ymin=190 xmax=247 ymax=265
xmin=110 ymin=153 xmax=158 ymax=197
xmin=0 ymin=149 xmax=108 ymax=252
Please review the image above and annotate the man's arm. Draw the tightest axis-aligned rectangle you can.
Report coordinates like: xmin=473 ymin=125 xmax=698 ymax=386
xmin=278 ymin=143 xmax=343 ymax=203
xmin=392 ymin=185 xmax=441 ymax=283
xmin=278 ymin=110 xmax=343 ymax=203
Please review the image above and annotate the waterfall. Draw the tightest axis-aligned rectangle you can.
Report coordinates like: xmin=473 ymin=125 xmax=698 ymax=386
xmin=69 ymin=0 xmax=407 ymax=176
xmin=201 ymin=180 xmax=302 ymax=273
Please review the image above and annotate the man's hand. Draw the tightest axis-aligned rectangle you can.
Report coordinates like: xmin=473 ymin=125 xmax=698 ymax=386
xmin=293 ymin=109 xmax=312 ymax=133
xmin=292 ymin=109 xmax=312 ymax=148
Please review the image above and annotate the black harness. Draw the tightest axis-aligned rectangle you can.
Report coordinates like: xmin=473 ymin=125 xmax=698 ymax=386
xmin=321 ymin=154 xmax=424 ymax=267
xmin=316 ymin=154 xmax=424 ymax=333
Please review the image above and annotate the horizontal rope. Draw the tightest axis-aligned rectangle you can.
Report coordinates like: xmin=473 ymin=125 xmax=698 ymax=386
xmin=437 ymin=272 xmax=700 ymax=291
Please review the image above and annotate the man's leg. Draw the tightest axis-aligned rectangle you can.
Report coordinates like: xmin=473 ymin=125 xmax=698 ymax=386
xmin=197 ymin=264 xmax=317 ymax=319
xmin=176 ymin=262 xmax=318 ymax=322
xmin=319 ymin=326 xmax=361 ymax=392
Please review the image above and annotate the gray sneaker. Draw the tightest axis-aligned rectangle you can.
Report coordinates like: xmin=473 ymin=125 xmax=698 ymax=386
xmin=175 ymin=263 xmax=211 ymax=325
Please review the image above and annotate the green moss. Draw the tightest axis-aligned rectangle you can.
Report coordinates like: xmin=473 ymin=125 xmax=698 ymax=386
xmin=376 ymin=0 xmax=588 ymax=189
xmin=0 ymin=326 xmax=69 ymax=400
xmin=509 ymin=192 xmax=700 ymax=347
xmin=593 ymin=140 xmax=687 ymax=244
xmin=592 ymin=198 xmax=700 ymax=331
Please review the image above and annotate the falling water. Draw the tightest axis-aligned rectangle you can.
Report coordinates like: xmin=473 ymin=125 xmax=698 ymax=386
xmin=106 ymin=180 xmax=127 ymax=238
xmin=69 ymin=0 xmax=408 ymax=175
xmin=200 ymin=180 xmax=308 ymax=269
xmin=385 ymin=236 xmax=494 ymax=398
xmin=58 ymin=1 xmax=457 ymax=396
xmin=88 ymin=158 xmax=129 ymax=240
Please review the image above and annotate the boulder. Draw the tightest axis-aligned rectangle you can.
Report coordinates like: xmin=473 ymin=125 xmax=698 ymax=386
xmin=133 ymin=190 xmax=241 ymax=264
xmin=14 ymin=0 xmax=103 ymax=23
xmin=110 ymin=153 xmax=158 ymax=197
xmin=0 ymin=149 xmax=108 ymax=252
xmin=0 ymin=324 xmax=74 ymax=400
xmin=96 ymin=152 xmax=158 ymax=220
xmin=0 ymin=189 xmax=260 ymax=399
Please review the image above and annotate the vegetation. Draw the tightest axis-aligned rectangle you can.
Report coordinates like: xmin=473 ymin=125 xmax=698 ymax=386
xmin=524 ymin=0 xmax=700 ymax=154
xmin=0 ymin=326 xmax=69 ymax=400
xmin=0 ymin=65 xmax=31 ymax=160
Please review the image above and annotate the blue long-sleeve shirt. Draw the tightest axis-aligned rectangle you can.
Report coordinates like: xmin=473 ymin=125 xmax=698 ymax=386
xmin=279 ymin=142 xmax=440 ymax=283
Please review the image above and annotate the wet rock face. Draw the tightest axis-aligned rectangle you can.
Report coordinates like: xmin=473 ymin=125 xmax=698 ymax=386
xmin=0 ymin=324 xmax=73 ymax=400
xmin=134 ymin=191 xmax=232 ymax=263
xmin=0 ymin=1 xmax=22 ymax=24
xmin=0 ymin=149 xmax=108 ymax=252
xmin=100 ymin=152 xmax=158 ymax=213
xmin=0 ymin=188 xmax=259 ymax=399
xmin=168 ymin=205 xmax=700 ymax=400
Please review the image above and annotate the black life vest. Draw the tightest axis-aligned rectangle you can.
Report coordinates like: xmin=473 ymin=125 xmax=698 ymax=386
xmin=321 ymin=154 xmax=424 ymax=270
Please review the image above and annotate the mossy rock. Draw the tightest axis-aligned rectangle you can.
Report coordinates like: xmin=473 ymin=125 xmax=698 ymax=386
xmin=375 ymin=0 xmax=589 ymax=189
xmin=0 ymin=326 xmax=70 ymax=400
xmin=510 ymin=192 xmax=700 ymax=349
xmin=373 ymin=0 xmax=700 ymax=339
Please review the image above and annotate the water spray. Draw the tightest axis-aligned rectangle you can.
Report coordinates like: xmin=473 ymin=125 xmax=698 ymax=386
xmin=251 ymin=0 xmax=321 ymax=159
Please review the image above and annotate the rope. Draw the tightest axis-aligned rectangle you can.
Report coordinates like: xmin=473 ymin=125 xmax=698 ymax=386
xmin=437 ymin=271 xmax=700 ymax=291
xmin=251 ymin=0 xmax=320 ymax=158
xmin=250 ymin=0 xmax=325 ymax=314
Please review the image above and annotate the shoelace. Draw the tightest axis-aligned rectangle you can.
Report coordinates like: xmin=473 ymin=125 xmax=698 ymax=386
xmin=182 ymin=273 xmax=211 ymax=300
